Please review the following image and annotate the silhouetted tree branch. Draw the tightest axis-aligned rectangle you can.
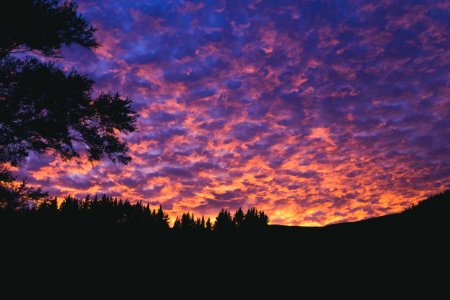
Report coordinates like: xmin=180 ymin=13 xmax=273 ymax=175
xmin=0 ymin=1 xmax=137 ymax=208
xmin=0 ymin=0 xmax=97 ymax=59
xmin=0 ymin=165 xmax=47 ymax=210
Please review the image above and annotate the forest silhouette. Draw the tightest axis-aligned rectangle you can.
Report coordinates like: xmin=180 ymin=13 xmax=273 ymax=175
xmin=0 ymin=193 xmax=270 ymax=232
xmin=1 ymin=190 xmax=448 ymax=238
xmin=0 ymin=190 xmax=450 ymax=234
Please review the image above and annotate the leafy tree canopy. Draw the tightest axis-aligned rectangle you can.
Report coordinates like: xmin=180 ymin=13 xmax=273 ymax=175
xmin=0 ymin=1 xmax=137 ymax=208
xmin=0 ymin=0 xmax=98 ymax=59
xmin=0 ymin=0 xmax=137 ymax=166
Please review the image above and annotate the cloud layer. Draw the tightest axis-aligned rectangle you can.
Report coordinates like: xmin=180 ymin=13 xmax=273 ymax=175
xmin=18 ymin=0 xmax=450 ymax=225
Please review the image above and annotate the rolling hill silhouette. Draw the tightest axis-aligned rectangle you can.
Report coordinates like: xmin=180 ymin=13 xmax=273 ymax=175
xmin=257 ymin=190 xmax=450 ymax=261
xmin=273 ymin=190 xmax=450 ymax=230
xmin=269 ymin=190 xmax=450 ymax=238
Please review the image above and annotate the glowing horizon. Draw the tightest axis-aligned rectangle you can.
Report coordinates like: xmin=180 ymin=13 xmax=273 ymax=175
xmin=15 ymin=0 xmax=450 ymax=226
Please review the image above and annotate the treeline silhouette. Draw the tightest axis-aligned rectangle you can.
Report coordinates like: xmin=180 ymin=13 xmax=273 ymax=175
xmin=0 ymin=194 xmax=269 ymax=233
xmin=1 ymin=190 xmax=449 ymax=238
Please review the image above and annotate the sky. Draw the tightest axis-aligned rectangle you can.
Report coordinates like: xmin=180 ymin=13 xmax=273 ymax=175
xmin=16 ymin=0 xmax=450 ymax=226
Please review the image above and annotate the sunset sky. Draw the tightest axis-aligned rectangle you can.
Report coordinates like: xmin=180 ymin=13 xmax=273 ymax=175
xmin=15 ymin=0 xmax=450 ymax=226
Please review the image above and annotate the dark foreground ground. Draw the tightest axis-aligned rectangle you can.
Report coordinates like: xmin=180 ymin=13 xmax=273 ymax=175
xmin=2 ymin=191 xmax=449 ymax=290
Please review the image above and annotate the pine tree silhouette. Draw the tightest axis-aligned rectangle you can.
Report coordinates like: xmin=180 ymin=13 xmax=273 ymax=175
xmin=206 ymin=218 xmax=212 ymax=231
xmin=156 ymin=205 xmax=170 ymax=229
xmin=214 ymin=209 xmax=234 ymax=232
xmin=173 ymin=217 xmax=182 ymax=230
xmin=234 ymin=207 xmax=245 ymax=228
xmin=181 ymin=212 xmax=196 ymax=231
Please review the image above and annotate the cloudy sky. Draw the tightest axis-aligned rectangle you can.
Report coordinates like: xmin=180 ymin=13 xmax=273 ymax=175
xmin=17 ymin=0 xmax=450 ymax=225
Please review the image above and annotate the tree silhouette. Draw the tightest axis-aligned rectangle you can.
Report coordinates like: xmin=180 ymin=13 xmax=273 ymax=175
xmin=0 ymin=0 xmax=137 ymax=208
xmin=258 ymin=210 xmax=269 ymax=227
xmin=0 ymin=55 xmax=137 ymax=166
xmin=173 ymin=217 xmax=182 ymax=230
xmin=0 ymin=166 xmax=47 ymax=210
xmin=200 ymin=216 xmax=206 ymax=230
xmin=0 ymin=0 xmax=97 ymax=59
xmin=34 ymin=194 xmax=173 ymax=229
xmin=59 ymin=196 xmax=80 ymax=224
xmin=214 ymin=209 xmax=234 ymax=232
xmin=1 ymin=0 xmax=136 ymax=166
xmin=243 ymin=207 xmax=269 ymax=230
xmin=0 ymin=0 xmax=137 ymax=164
xmin=38 ymin=197 xmax=58 ymax=214
xmin=181 ymin=212 xmax=196 ymax=231
xmin=155 ymin=205 xmax=170 ymax=229
xmin=234 ymin=207 xmax=245 ymax=228
xmin=206 ymin=218 xmax=212 ymax=231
